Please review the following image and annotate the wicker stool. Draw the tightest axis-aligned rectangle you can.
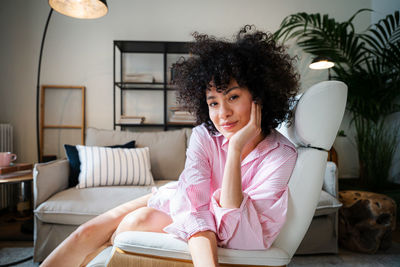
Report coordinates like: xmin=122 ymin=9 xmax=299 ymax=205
xmin=338 ymin=190 xmax=397 ymax=253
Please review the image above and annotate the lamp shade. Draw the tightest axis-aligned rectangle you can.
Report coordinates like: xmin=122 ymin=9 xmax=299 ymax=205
xmin=49 ymin=0 xmax=108 ymax=19
xmin=309 ymin=56 xmax=334 ymax=70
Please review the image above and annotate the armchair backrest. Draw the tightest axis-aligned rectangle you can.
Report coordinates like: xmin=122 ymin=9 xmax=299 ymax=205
xmin=274 ymin=81 xmax=347 ymax=257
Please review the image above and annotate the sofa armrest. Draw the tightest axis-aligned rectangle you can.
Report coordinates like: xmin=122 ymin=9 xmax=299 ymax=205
xmin=322 ymin=161 xmax=339 ymax=198
xmin=33 ymin=159 xmax=69 ymax=209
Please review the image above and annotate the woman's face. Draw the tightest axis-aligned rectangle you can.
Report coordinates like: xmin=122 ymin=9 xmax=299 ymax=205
xmin=206 ymin=79 xmax=253 ymax=139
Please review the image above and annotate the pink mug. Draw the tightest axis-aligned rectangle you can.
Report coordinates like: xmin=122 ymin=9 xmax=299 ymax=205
xmin=0 ymin=152 xmax=17 ymax=167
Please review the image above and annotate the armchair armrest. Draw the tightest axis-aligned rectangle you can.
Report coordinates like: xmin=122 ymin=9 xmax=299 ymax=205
xmin=33 ymin=159 xmax=69 ymax=209
xmin=322 ymin=161 xmax=339 ymax=198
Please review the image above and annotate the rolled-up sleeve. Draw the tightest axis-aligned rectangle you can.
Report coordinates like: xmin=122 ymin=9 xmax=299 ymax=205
xmin=163 ymin=129 xmax=217 ymax=240
xmin=210 ymin=145 xmax=297 ymax=249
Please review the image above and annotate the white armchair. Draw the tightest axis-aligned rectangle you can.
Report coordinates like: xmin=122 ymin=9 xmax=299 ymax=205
xmin=87 ymin=80 xmax=347 ymax=267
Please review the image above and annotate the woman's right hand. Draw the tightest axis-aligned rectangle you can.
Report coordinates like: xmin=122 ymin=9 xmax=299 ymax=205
xmin=228 ymin=101 xmax=262 ymax=154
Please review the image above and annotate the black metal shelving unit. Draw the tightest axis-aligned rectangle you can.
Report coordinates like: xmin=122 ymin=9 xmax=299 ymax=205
xmin=113 ymin=41 xmax=193 ymax=131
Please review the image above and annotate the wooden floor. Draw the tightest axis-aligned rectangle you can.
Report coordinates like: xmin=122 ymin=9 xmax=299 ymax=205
xmin=0 ymin=215 xmax=399 ymax=267
xmin=1 ymin=210 xmax=400 ymax=252
xmin=0 ymin=209 xmax=33 ymax=247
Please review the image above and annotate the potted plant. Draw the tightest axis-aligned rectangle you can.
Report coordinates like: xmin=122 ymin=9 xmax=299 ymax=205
xmin=273 ymin=9 xmax=400 ymax=191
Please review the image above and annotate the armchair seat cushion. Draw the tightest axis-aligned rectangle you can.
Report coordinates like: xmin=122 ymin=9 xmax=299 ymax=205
xmin=314 ymin=190 xmax=342 ymax=217
xmin=34 ymin=180 xmax=171 ymax=225
xmin=113 ymin=231 xmax=291 ymax=266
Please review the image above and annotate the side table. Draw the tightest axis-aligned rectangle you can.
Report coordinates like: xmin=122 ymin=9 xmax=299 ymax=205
xmin=0 ymin=170 xmax=34 ymax=240
xmin=0 ymin=170 xmax=33 ymax=215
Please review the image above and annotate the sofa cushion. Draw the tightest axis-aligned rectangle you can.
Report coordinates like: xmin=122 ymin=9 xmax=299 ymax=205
xmin=76 ymin=146 xmax=153 ymax=188
xmin=314 ymin=190 xmax=342 ymax=216
xmin=34 ymin=180 xmax=172 ymax=225
xmin=64 ymin=140 xmax=136 ymax=188
xmin=85 ymin=128 xmax=188 ymax=180
xmin=184 ymin=128 xmax=192 ymax=148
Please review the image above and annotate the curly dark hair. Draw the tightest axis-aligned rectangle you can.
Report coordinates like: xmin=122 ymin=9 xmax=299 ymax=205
xmin=173 ymin=25 xmax=300 ymax=136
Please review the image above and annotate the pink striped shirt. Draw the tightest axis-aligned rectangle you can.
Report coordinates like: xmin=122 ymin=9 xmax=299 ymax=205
xmin=148 ymin=124 xmax=297 ymax=250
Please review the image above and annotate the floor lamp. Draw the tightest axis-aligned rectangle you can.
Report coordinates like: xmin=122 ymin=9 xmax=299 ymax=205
xmin=36 ymin=0 xmax=108 ymax=162
xmin=309 ymin=56 xmax=335 ymax=80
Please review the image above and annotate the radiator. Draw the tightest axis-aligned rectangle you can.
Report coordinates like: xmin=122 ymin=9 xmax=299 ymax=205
xmin=0 ymin=124 xmax=15 ymax=210
xmin=0 ymin=124 xmax=13 ymax=152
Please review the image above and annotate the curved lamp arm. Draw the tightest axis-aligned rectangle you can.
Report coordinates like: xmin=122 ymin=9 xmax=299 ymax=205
xmin=36 ymin=9 xmax=53 ymax=162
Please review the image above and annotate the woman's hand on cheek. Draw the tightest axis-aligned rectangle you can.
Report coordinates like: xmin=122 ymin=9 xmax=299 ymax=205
xmin=229 ymin=101 xmax=262 ymax=153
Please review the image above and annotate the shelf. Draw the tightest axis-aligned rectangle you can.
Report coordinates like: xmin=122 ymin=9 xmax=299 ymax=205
xmin=113 ymin=40 xmax=192 ymax=131
xmin=116 ymin=123 xmax=195 ymax=128
xmin=166 ymin=85 xmax=178 ymax=90
xmin=115 ymin=123 xmax=164 ymax=127
xmin=167 ymin=122 xmax=196 ymax=127
xmin=114 ymin=41 xmax=190 ymax=54
xmin=115 ymin=82 xmax=164 ymax=90
xmin=115 ymin=83 xmax=178 ymax=91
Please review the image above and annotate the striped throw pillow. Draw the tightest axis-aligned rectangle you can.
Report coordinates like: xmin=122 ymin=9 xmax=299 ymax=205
xmin=76 ymin=145 xmax=154 ymax=188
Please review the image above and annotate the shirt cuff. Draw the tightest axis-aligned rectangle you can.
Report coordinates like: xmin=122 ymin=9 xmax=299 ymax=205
xmin=211 ymin=189 xmax=249 ymax=241
xmin=164 ymin=210 xmax=216 ymax=241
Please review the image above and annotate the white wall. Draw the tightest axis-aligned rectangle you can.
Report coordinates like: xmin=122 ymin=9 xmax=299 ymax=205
xmin=0 ymin=0 xmax=397 ymax=179
xmin=372 ymin=0 xmax=400 ymax=23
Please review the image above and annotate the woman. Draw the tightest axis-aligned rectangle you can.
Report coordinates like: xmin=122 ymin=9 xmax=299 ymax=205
xmin=41 ymin=25 xmax=299 ymax=267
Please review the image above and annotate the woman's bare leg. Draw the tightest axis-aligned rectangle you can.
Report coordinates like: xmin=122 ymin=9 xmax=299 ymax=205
xmin=80 ymin=207 xmax=172 ymax=266
xmin=40 ymin=193 xmax=152 ymax=267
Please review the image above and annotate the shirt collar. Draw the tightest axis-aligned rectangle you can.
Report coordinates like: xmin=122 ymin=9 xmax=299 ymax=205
xmin=211 ymin=131 xmax=229 ymax=151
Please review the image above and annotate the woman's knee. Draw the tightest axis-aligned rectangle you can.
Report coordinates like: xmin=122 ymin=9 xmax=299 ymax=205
xmin=118 ymin=207 xmax=170 ymax=232
xmin=120 ymin=207 xmax=154 ymax=228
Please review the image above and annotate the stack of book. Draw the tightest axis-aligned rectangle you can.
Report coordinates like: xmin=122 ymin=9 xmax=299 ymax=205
xmin=118 ymin=115 xmax=145 ymax=124
xmin=169 ymin=108 xmax=196 ymax=124
xmin=123 ymin=73 xmax=155 ymax=83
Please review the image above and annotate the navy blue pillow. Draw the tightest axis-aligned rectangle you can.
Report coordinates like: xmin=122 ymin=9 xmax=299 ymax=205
xmin=64 ymin=140 xmax=136 ymax=187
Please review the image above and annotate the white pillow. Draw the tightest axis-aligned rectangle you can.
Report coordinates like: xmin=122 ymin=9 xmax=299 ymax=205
xmin=76 ymin=145 xmax=154 ymax=188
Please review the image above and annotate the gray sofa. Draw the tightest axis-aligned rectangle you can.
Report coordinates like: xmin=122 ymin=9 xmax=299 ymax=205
xmin=33 ymin=127 xmax=341 ymax=262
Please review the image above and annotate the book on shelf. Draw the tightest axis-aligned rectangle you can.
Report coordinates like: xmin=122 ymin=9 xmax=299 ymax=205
xmin=168 ymin=121 xmax=195 ymax=125
xmin=123 ymin=73 xmax=155 ymax=83
xmin=169 ymin=106 xmax=194 ymax=113
xmin=169 ymin=107 xmax=196 ymax=123
xmin=118 ymin=116 xmax=145 ymax=124
xmin=169 ymin=106 xmax=186 ymax=112
xmin=173 ymin=111 xmax=193 ymax=116
xmin=169 ymin=119 xmax=195 ymax=124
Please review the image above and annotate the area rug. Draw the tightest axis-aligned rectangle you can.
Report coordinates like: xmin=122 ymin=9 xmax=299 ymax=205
xmin=0 ymin=247 xmax=35 ymax=267
xmin=290 ymin=242 xmax=400 ymax=267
